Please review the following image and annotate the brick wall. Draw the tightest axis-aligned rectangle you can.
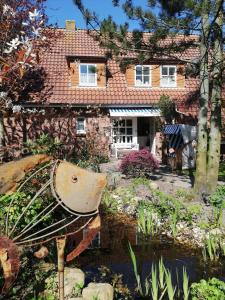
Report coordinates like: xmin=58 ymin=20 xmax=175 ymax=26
xmin=3 ymin=108 xmax=111 ymax=158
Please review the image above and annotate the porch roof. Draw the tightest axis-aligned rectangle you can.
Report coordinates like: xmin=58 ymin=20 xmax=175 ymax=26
xmin=109 ymin=107 xmax=161 ymax=117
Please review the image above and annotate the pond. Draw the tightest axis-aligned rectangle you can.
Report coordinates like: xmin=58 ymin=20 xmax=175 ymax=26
xmin=69 ymin=215 xmax=225 ymax=299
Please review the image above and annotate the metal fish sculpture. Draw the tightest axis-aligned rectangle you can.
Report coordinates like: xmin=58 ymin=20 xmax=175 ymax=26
xmin=0 ymin=156 xmax=107 ymax=296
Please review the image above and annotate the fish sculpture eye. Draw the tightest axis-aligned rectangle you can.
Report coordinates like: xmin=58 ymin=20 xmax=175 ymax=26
xmin=71 ymin=175 xmax=78 ymax=183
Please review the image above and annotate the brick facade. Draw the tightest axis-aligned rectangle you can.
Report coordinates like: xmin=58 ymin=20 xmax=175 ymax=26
xmin=3 ymin=108 xmax=111 ymax=158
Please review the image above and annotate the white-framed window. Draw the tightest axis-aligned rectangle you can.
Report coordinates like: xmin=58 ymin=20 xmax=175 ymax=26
xmin=135 ymin=65 xmax=151 ymax=87
xmin=160 ymin=65 xmax=177 ymax=87
xmin=76 ymin=117 xmax=86 ymax=134
xmin=112 ymin=118 xmax=133 ymax=144
xmin=79 ymin=64 xmax=97 ymax=86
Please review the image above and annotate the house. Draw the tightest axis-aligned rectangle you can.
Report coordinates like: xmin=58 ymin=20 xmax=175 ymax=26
xmin=3 ymin=20 xmax=224 ymax=161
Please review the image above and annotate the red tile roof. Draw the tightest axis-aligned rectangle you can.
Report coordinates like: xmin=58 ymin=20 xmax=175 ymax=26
xmin=39 ymin=29 xmax=223 ymax=118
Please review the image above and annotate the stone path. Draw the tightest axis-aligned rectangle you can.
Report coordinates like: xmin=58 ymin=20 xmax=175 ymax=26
xmin=100 ymin=160 xmax=194 ymax=195
xmin=100 ymin=159 xmax=224 ymax=196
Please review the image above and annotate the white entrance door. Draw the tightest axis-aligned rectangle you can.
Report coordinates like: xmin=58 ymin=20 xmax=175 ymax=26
xmin=111 ymin=117 xmax=138 ymax=157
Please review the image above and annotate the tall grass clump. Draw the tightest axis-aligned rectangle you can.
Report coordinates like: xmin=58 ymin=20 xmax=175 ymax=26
xmin=182 ymin=268 xmax=190 ymax=300
xmin=137 ymin=206 xmax=156 ymax=236
xmin=128 ymin=243 xmax=190 ymax=299
xmin=202 ymin=235 xmax=225 ymax=262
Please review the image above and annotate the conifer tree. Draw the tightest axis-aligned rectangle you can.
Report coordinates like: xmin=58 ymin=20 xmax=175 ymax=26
xmin=74 ymin=0 xmax=224 ymax=195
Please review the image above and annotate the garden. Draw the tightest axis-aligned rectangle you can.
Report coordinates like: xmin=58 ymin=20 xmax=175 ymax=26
xmin=0 ymin=0 xmax=225 ymax=299
xmin=0 ymin=139 xmax=225 ymax=300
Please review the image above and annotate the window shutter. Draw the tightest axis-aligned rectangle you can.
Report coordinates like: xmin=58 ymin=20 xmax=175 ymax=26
xmin=70 ymin=62 xmax=79 ymax=86
xmin=152 ymin=65 xmax=160 ymax=87
xmin=177 ymin=65 xmax=185 ymax=88
xmin=126 ymin=65 xmax=135 ymax=86
xmin=97 ymin=64 xmax=106 ymax=87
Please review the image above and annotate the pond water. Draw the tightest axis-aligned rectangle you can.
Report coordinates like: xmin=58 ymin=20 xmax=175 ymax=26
xmin=70 ymin=217 xmax=225 ymax=299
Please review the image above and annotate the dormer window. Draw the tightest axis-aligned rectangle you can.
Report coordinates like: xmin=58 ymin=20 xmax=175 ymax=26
xmin=79 ymin=64 xmax=97 ymax=86
xmin=135 ymin=65 xmax=151 ymax=87
xmin=160 ymin=66 xmax=176 ymax=87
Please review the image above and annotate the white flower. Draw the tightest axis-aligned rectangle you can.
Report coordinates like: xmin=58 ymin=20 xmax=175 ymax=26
xmin=0 ymin=92 xmax=8 ymax=99
xmin=3 ymin=4 xmax=10 ymax=14
xmin=29 ymin=9 xmax=39 ymax=21
xmin=22 ymin=22 xmax=29 ymax=26
xmin=32 ymin=27 xmax=40 ymax=37
xmin=3 ymin=4 xmax=15 ymax=16
xmin=4 ymin=37 xmax=21 ymax=53
xmin=12 ymin=105 xmax=22 ymax=113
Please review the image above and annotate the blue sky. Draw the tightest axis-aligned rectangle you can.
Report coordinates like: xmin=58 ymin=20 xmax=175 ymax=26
xmin=45 ymin=0 xmax=146 ymax=30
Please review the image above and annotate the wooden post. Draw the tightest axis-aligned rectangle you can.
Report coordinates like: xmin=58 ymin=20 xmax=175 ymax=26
xmin=56 ymin=237 xmax=66 ymax=300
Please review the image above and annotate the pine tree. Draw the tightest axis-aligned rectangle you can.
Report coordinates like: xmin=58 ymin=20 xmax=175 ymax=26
xmin=74 ymin=0 xmax=224 ymax=195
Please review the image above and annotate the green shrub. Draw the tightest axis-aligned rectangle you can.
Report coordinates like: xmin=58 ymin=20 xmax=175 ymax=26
xmin=208 ymin=185 xmax=225 ymax=208
xmin=70 ymin=142 xmax=109 ymax=172
xmin=219 ymin=162 xmax=225 ymax=182
xmin=0 ymin=192 xmax=51 ymax=235
xmin=158 ymin=95 xmax=177 ymax=123
xmin=26 ymin=134 xmax=63 ymax=157
xmin=191 ymin=278 xmax=225 ymax=300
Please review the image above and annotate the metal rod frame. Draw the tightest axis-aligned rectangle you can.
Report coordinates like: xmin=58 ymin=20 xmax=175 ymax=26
xmin=9 ymin=179 xmax=51 ymax=237
xmin=15 ymin=216 xmax=81 ymax=244
xmin=5 ymin=161 xmax=54 ymax=235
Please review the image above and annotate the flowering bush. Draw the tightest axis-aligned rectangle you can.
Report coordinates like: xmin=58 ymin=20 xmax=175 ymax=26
xmin=119 ymin=148 xmax=159 ymax=178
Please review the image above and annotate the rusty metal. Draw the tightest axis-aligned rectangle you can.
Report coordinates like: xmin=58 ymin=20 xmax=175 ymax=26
xmin=0 ymin=236 xmax=20 ymax=295
xmin=0 ymin=157 xmax=107 ymax=296
xmin=56 ymin=237 xmax=66 ymax=300
xmin=66 ymin=214 xmax=101 ymax=262
xmin=52 ymin=161 xmax=106 ymax=214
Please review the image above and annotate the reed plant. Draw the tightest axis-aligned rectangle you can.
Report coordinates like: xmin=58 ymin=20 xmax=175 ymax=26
xmin=128 ymin=243 xmax=190 ymax=299
xmin=219 ymin=239 xmax=225 ymax=256
xmin=158 ymin=257 xmax=166 ymax=291
xmin=151 ymin=265 xmax=158 ymax=300
xmin=182 ymin=268 xmax=190 ymax=300
xmin=165 ymin=269 xmax=176 ymax=300
xmin=128 ymin=242 xmax=143 ymax=295
xmin=170 ymin=209 xmax=178 ymax=237
xmin=204 ymin=235 xmax=220 ymax=261
xmin=137 ymin=206 xmax=156 ymax=236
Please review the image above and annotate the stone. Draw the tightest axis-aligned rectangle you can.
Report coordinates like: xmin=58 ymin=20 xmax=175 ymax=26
xmin=149 ymin=182 xmax=159 ymax=190
xmin=82 ymin=283 xmax=113 ymax=300
xmin=64 ymin=268 xmax=85 ymax=297
xmin=106 ymin=172 xmax=122 ymax=188
xmin=99 ymin=160 xmax=121 ymax=173
xmin=48 ymin=268 xmax=85 ymax=298
xmin=209 ymin=228 xmax=222 ymax=236
xmin=0 ymin=154 xmax=51 ymax=194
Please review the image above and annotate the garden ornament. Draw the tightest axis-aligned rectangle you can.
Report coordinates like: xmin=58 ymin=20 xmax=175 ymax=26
xmin=0 ymin=156 xmax=107 ymax=299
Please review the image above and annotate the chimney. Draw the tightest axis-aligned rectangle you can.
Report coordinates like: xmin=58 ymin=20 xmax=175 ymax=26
xmin=65 ymin=20 xmax=76 ymax=31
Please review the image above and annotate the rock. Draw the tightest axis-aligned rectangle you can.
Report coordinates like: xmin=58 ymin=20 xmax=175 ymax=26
xmin=47 ymin=268 xmax=85 ymax=298
xmin=132 ymin=196 xmax=143 ymax=202
xmin=64 ymin=268 xmax=85 ymax=297
xmin=149 ymin=174 xmax=163 ymax=180
xmin=106 ymin=172 xmax=122 ymax=188
xmin=82 ymin=283 xmax=113 ymax=300
xmin=209 ymin=228 xmax=222 ymax=236
xmin=99 ymin=160 xmax=121 ymax=173
xmin=149 ymin=182 xmax=159 ymax=190
xmin=134 ymin=184 xmax=151 ymax=200
xmin=0 ymin=154 xmax=51 ymax=194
